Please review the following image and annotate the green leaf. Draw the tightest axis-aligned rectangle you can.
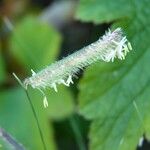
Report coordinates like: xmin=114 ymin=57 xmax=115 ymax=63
xmin=0 ymin=45 xmax=6 ymax=84
xmin=0 ymin=56 xmax=6 ymax=84
xmin=28 ymin=86 xmax=74 ymax=121
xmin=9 ymin=15 xmax=74 ymax=120
xmin=76 ymin=0 xmax=133 ymax=24
xmin=0 ymin=88 xmax=56 ymax=150
xmin=10 ymin=16 xmax=61 ymax=71
xmin=78 ymin=0 xmax=150 ymax=150
xmin=44 ymin=85 xmax=75 ymax=120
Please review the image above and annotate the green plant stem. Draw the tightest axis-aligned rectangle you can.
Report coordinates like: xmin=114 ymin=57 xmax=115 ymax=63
xmin=25 ymin=90 xmax=47 ymax=150
xmin=69 ymin=116 xmax=86 ymax=150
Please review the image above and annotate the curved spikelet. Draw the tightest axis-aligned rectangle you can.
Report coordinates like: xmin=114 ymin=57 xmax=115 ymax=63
xmin=23 ymin=28 xmax=132 ymax=92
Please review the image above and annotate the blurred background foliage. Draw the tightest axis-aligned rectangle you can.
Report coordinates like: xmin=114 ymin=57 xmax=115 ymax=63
xmin=0 ymin=0 xmax=150 ymax=150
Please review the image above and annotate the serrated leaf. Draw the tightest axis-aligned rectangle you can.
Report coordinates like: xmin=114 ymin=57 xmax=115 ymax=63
xmin=0 ymin=88 xmax=56 ymax=150
xmin=76 ymin=0 xmax=133 ymax=24
xmin=78 ymin=0 xmax=150 ymax=150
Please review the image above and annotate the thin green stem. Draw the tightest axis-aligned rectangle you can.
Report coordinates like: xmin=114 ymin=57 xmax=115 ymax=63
xmin=12 ymin=73 xmax=46 ymax=150
xmin=25 ymin=90 xmax=47 ymax=150
xmin=69 ymin=116 xmax=86 ymax=150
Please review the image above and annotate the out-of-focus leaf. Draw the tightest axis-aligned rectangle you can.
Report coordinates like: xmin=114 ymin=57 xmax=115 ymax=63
xmin=0 ymin=57 xmax=6 ymax=84
xmin=78 ymin=0 xmax=150 ymax=150
xmin=27 ymin=86 xmax=74 ymax=120
xmin=9 ymin=15 xmax=74 ymax=120
xmin=44 ymin=85 xmax=74 ymax=120
xmin=0 ymin=88 xmax=56 ymax=150
xmin=0 ymin=45 xmax=6 ymax=84
xmin=10 ymin=16 xmax=61 ymax=71
xmin=75 ymin=0 xmax=133 ymax=24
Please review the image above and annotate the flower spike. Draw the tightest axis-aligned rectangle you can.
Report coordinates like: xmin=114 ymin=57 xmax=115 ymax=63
xmin=23 ymin=28 xmax=132 ymax=93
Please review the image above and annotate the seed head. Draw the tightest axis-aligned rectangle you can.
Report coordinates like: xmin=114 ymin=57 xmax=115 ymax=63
xmin=24 ymin=28 xmax=132 ymax=93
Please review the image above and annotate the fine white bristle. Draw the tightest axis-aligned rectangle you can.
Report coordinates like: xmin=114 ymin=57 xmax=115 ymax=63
xmin=23 ymin=28 xmax=132 ymax=93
